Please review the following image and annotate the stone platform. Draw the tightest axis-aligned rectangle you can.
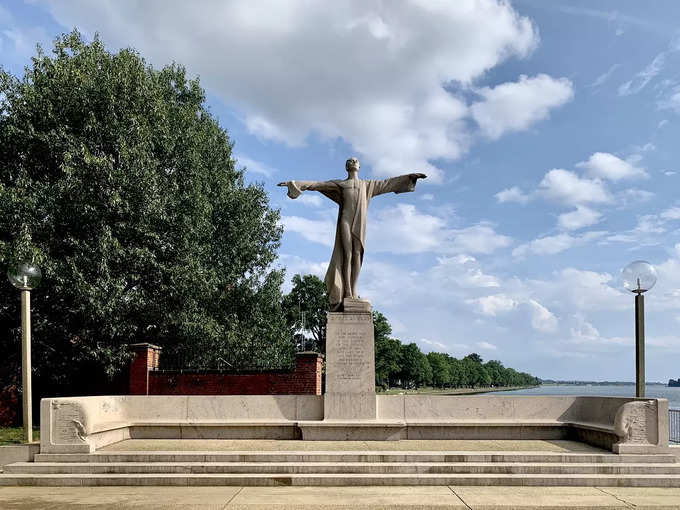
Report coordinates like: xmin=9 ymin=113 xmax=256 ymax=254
xmin=2 ymin=439 xmax=680 ymax=487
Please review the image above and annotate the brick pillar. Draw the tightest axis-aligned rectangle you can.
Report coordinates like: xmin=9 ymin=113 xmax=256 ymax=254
xmin=294 ymin=352 xmax=324 ymax=395
xmin=129 ymin=343 xmax=162 ymax=395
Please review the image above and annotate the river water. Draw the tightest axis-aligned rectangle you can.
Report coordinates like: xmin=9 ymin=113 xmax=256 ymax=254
xmin=484 ymin=384 xmax=680 ymax=409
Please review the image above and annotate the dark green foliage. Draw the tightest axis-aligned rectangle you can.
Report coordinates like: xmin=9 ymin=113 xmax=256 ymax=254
xmin=0 ymin=31 xmax=293 ymax=400
xmin=282 ymin=274 xmax=328 ymax=353
xmin=373 ymin=312 xmax=539 ymax=390
xmin=397 ymin=343 xmax=431 ymax=389
xmin=374 ymin=311 xmax=400 ymax=389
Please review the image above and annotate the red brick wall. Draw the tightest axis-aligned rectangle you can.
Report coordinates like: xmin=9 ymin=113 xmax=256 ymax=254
xmin=129 ymin=343 xmax=161 ymax=395
xmin=0 ymin=384 xmax=19 ymax=426
xmin=129 ymin=345 xmax=322 ymax=396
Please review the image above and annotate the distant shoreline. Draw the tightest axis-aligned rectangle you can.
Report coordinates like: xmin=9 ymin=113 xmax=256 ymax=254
xmin=382 ymin=385 xmax=539 ymax=396
xmin=540 ymin=382 xmax=666 ymax=386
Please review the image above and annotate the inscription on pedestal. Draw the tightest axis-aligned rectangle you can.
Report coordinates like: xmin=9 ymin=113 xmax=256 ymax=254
xmin=52 ymin=401 xmax=87 ymax=444
xmin=335 ymin=330 xmax=369 ymax=381
xmin=325 ymin=311 xmax=376 ymax=420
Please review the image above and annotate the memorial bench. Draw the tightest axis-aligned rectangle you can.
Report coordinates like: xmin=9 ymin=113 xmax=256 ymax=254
xmin=40 ymin=394 xmax=669 ymax=454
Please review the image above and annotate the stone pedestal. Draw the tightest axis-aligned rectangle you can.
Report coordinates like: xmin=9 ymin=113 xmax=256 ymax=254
xmin=324 ymin=299 xmax=376 ymax=420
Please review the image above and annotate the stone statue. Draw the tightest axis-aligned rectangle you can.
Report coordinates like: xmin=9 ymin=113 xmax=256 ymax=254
xmin=278 ymin=157 xmax=426 ymax=311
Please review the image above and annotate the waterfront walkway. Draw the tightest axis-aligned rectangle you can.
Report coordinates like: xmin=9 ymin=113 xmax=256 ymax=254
xmin=1 ymin=485 xmax=680 ymax=508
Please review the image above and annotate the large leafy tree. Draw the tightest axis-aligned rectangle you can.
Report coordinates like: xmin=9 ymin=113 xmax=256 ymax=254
xmin=0 ymin=31 xmax=293 ymax=400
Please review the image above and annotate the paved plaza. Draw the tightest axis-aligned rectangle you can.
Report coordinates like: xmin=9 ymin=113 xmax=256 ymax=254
xmin=1 ymin=485 xmax=680 ymax=509
xmin=98 ymin=438 xmax=607 ymax=452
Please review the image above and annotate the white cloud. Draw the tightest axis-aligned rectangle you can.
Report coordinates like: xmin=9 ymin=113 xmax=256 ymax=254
xmin=618 ymin=53 xmax=666 ymax=96
xmin=369 ymin=204 xmax=446 ymax=254
xmin=369 ymin=204 xmax=511 ymax=255
xmin=476 ymin=341 xmax=497 ymax=350
xmin=472 ymin=294 xmax=519 ymax=316
xmin=46 ymin=1 xmax=548 ymax=180
xmin=527 ymin=299 xmax=558 ymax=333
xmin=513 ymin=231 xmax=604 ymax=258
xmin=513 ymin=233 xmax=576 ymax=257
xmin=576 ymin=152 xmax=647 ymax=181
xmin=419 ymin=338 xmax=449 ymax=351
xmin=285 ymin=203 xmax=512 ymax=257
xmin=448 ymin=223 xmax=512 ymax=254
xmin=589 ymin=63 xmax=620 ymax=88
xmin=664 ymin=170 xmax=676 ymax=176
xmin=420 ymin=193 xmax=435 ymax=201
xmin=471 ymin=74 xmax=573 ymax=140
xmin=618 ymin=189 xmax=655 ymax=205
xmin=280 ymin=215 xmax=335 ymax=247
xmin=659 ymin=87 xmax=680 ymax=114
xmin=236 ymin=154 xmax=277 ymax=177
xmin=276 ymin=254 xmax=327 ymax=292
xmin=0 ymin=26 xmax=50 ymax=59
xmin=528 ymin=268 xmax=627 ymax=313
xmin=660 ymin=206 xmax=680 ymax=220
xmin=538 ymin=169 xmax=611 ymax=205
xmin=429 ymin=255 xmax=500 ymax=288
xmin=495 ymin=186 xmax=529 ymax=204
xmin=558 ymin=206 xmax=602 ymax=231
xmin=297 ymin=194 xmax=324 ymax=207
xmin=470 ymin=294 xmax=557 ymax=333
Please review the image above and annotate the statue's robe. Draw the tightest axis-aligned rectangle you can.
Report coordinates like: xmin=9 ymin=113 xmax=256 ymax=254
xmin=286 ymin=175 xmax=417 ymax=309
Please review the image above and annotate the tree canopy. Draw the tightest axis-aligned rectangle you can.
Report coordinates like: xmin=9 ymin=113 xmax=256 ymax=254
xmin=0 ymin=31 xmax=293 ymax=398
xmin=282 ymin=274 xmax=328 ymax=353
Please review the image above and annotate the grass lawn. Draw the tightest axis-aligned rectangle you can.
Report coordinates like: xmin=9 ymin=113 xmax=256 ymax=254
xmin=0 ymin=427 xmax=40 ymax=446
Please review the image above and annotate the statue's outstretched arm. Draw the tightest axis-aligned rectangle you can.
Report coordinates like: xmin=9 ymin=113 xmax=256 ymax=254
xmin=277 ymin=180 xmax=337 ymax=199
xmin=371 ymin=173 xmax=427 ymax=197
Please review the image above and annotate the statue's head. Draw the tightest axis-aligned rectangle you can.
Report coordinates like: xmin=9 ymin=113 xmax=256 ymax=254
xmin=346 ymin=157 xmax=360 ymax=173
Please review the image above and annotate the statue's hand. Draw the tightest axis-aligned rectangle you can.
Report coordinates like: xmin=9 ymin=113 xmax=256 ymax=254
xmin=410 ymin=173 xmax=427 ymax=180
xmin=277 ymin=181 xmax=289 ymax=187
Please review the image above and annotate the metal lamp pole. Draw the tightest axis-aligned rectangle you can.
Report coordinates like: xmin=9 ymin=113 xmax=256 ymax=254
xmin=21 ymin=286 xmax=32 ymax=442
xmin=7 ymin=263 xmax=41 ymax=443
xmin=621 ymin=261 xmax=656 ymax=399
xmin=634 ymin=281 xmax=645 ymax=398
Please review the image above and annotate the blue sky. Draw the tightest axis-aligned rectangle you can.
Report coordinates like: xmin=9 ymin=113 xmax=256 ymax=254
xmin=3 ymin=0 xmax=680 ymax=381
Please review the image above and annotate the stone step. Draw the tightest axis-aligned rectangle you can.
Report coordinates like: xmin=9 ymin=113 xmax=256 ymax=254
xmin=33 ymin=451 xmax=678 ymax=464
xmin=3 ymin=472 xmax=680 ymax=486
xmin=7 ymin=461 xmax=680 ymax=475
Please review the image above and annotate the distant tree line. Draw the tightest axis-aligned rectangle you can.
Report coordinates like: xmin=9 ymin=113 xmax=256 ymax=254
xmin=373 ymin=311 xmax=539 ymax=391
xmin=283 ymin=275 xmax=540 ymax=391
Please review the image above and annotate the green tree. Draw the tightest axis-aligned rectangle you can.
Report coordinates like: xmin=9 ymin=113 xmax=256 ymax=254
xmin=463 ymin=354 xmax=490 ymax=388
xmin=398 ymin=342 xmax=431 ymax=389
xmin=0 ymin=31 xmax=292 ymax=399
xmin=373 ymin=311 xmax=400 ymax=389
xmin=426 ymin=352 xmax=451 ymax=388
xmin=282 ymin=274 xmax=328 ymax=352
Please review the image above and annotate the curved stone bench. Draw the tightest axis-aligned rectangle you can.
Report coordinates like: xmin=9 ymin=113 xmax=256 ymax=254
xmin=40 ymin=394 xmax=669 ymax=454
xmin=40 ymin=395 xmax=323 ymax=453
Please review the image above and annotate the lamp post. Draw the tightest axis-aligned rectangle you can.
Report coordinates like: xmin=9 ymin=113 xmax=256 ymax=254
xmin=621 ymin=260 xmax=657 ymax=398
xmin=7 ymin=262 xmax=42 ymax=443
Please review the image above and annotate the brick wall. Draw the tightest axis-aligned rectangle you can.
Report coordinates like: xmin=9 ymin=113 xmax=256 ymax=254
xmin=0 ymin=384 xmax=19 ymax=426
xmin=129 ymin=344 xmax=323 ymax=396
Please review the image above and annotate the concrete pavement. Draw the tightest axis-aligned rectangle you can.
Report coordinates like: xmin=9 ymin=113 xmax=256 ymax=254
xmin=98 ymin=438 xmax=606 ymax=452
xmin=1 ymin=486 xmax=680 ymax=509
